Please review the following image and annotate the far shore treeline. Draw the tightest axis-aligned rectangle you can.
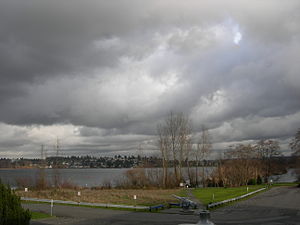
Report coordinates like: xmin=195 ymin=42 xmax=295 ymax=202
xmin=0 ymin=155 xmax=217 ymax=169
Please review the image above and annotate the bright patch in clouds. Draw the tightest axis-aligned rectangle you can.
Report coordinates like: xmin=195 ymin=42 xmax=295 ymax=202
xmin=234 ymin=31 xmax=242 ymax=45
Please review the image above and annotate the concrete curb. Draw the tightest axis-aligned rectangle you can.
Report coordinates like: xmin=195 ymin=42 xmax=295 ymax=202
xmin=21 ymin=197 xmax=149 ymax=210
xmin=207 ymin=187 xmax=267 ymax=209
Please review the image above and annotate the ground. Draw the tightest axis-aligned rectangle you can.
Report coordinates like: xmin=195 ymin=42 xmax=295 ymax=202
xmin=18 ymin=188 xmax=183 ymax=206
xmin=24 ymin=186 xmax=300 ymax=225
xmin=192 ymin=185 xmax=265 ymax=205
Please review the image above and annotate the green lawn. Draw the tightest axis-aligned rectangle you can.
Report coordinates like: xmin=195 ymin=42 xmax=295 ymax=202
xmin=31 ymin=211 xmax=52 ymax=220
xmin=192 ymin=185 xmax=266 ymax=206
xmin=271 ymin=182 xmax=299 ymax=187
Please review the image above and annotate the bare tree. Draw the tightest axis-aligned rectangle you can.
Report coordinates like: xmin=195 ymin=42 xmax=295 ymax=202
xmin=223 ymin=144 xmax=260 ymax=187
xmin=184 ymin=137 xmax=193 ymax=186
xmin=193 ymin=126 xmax=212 ymax=187
xmin=289 ymin=129 xmax=300 ymax=181
xmin=255 ymin=139 xmax=281 ymax=182
xmin=178 ymin=116 xmax=192 ymax=181
xmin=157 ymin=123 xmax=170 ymax=187
xmin=157 ymin=112 xmax=191 ymax=187
xmin=166 ymin=112 xmax=181 ymax=183
xmin=290 ymin=129 xmax=300 ymax=156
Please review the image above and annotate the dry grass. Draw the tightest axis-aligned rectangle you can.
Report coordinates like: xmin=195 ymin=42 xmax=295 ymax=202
xmin=17 ymin=188 xmax=183 ymax=206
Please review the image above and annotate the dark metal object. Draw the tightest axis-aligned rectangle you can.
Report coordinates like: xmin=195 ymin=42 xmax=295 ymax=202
xmin=172 ymin=195 xmax=198 ymax=210
xmin=149 ymin=204 xmax=164 ymax=211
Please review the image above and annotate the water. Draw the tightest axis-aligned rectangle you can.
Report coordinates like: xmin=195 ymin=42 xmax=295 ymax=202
xmin=269 ymin=169 xmax=298 ymax=183
xmin=0 ymin=168 xmax=130 ymax=188
xmin=1 ymin=167 xmax=296 ymax=188
xmin=0 ymin=167 xmax=212 ymax=188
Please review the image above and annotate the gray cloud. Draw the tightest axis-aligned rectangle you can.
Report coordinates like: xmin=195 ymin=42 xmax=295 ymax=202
xmin=0 ymin=0 xmax=300 ymax=157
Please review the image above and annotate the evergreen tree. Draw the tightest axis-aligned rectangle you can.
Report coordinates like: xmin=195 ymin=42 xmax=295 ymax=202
xmin=0 ymin=180 xmax=31 ymax=225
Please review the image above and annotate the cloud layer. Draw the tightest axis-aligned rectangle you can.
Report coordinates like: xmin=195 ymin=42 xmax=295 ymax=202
xmin=0 ymin=0 xmax=299 ymax=157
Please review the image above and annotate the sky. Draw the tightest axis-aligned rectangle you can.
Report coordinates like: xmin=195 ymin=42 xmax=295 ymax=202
xmin=0 ymin=0 xmax=299 ymax=158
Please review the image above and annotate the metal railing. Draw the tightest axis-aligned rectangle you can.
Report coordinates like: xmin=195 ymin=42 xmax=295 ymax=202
xmin=21 ymin=197 xmax=149 ymax=210
xmin=207 ymin=187 xmax=266 ymax=209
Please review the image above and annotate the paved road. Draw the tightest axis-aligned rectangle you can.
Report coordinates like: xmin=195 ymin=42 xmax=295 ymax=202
xmin=24 ymin=186 xmax=300 ymax=225
xmin=212 ymin=186 xmax=300 ymax=225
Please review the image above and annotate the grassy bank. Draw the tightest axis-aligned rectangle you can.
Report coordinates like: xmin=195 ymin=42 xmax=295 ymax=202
xmin=17 ymin=188 xmax=184 ymax=206
xmin=192 ymin=185 xmax=266 ymax=206
xmin=271 ymin=182 xmax=299 ymax=187
xmin=31 ymin=211 xmax=52 ymax=220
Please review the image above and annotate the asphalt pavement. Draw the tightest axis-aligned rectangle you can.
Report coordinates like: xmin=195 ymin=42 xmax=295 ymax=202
xmin=23 ymin=186 xmax=300 ymax=225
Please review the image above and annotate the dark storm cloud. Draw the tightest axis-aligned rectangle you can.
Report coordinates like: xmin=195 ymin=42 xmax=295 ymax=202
xmin=0 ymin=0 xmax=300 ymax=157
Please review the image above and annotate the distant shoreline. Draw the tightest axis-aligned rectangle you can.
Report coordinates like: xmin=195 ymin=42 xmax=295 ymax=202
xmin=0 ymin=167 xmax=133 ymax=170
xmin=0 ymin=167 xmax=37 ymax=170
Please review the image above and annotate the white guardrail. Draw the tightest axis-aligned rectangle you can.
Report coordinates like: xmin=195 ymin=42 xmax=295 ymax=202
xmin=207 ymin=187 xmax=266 ymax=209
xmin=21 ymin=197 xmax=149 ymax=210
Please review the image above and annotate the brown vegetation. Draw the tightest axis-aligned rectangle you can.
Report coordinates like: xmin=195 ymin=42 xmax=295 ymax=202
xmin=290 ymin=129 xmax=300 ymax=181
xmin=290 ymin=129 xmax=300 ymax=156
xmin=210 ymin=140 xmax=283 ymax=187
xmin=157 ymin=112 xmax=212 ymax=188
xmin=212 ymin=144 xmax=262 ymax=187
xmin=157 ymin=112 xmax=191 ymax=187
xmin=17 ymin=188 xmax=182 ymax=206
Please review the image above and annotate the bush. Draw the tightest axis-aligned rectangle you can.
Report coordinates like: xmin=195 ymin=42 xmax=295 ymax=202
xmin=257 ymin=176 xmax=263 ymax=185
xmin=0 ymin=180 xmax=31 ymax=225
xmin=247 ymin=178 xmax=257 ymax=185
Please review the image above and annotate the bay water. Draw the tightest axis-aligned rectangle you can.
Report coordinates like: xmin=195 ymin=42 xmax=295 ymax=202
xmin=0 ymin=167 xmax=297 ymax=188
xmin=0 ymin=168 xmax=129 ymax=188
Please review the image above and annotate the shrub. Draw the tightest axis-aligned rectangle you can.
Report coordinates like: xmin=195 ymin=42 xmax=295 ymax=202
xmin=247 ymin=178 xmax=257 ymax=185
xmin=0 ymin=180 xmax=31 ymax=225
xmin=257 ymin=175 xmax=263 ymax=185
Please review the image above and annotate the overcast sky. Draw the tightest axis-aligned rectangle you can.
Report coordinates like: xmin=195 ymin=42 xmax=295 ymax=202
xmin=0 ymin=0 xmax=299 ymax=158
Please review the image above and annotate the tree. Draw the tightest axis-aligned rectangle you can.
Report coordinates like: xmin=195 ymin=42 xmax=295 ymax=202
xmin=228 ymin=144 xmax=258 ymax=186
xmin=178 ymin=115 xmax=192 ymax=182
xmin=255 ymin=139 xmax=281 ymax=182
xmin=290 ymin=129 xmax=300 ymax=181
xmin=193 ymin=126 xmax=212 ymax=187
xmin=184 ymin=137 xmax=193 ymax=186
xmin=290 ymin=129 xmax=300 ymax=156
xmin=0 ymin=180 xmax=31 ymax=225
xmin=157 ymin=112 xmax=191 ymax=187
xmin=216 ymin=144 xmax=261 ymax=187
xmin=157 ymin=123 xmax=170 ymax=187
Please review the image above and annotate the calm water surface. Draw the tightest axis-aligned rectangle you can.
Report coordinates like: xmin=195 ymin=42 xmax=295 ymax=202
xmin=0 ymin=167 xmax=297 ymax=188
xmin=0 ymin=168 xmax=129 ymax=188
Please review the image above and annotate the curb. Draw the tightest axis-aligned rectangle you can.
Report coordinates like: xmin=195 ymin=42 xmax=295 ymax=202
xmin=21 ymin=197 xmax=149 ymax=210
xmin=207 ymin=187 xmax=267 ymax=209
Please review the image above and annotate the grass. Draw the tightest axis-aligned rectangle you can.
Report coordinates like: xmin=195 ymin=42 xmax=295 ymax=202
xmin=192 ymin=185 xmax=266 ymax=206
xmin=18 ymin=188 xmax=183 ymax=206
xmin=271 ymin=182 xmax=299 ymax=187
xmin=22 ymin=183 xmax=298 ymax=212
xmin=31 ymin=211 xmax=52 ymax=219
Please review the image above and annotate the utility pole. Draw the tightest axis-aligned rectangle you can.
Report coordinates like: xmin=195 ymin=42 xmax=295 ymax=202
xmin=38 ymin=144 xmax=46 ymax=189
xmin=56 ymin=138 xmax=60 ymax=158
xmin=41 ymin=144 xmax=44 ymax=160
xmin=53 ymin=137 xmax=61 ymax=188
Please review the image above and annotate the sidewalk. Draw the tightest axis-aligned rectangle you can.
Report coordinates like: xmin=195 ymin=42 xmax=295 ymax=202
xmin=186 ymin=188 xmax=205 ymax=209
